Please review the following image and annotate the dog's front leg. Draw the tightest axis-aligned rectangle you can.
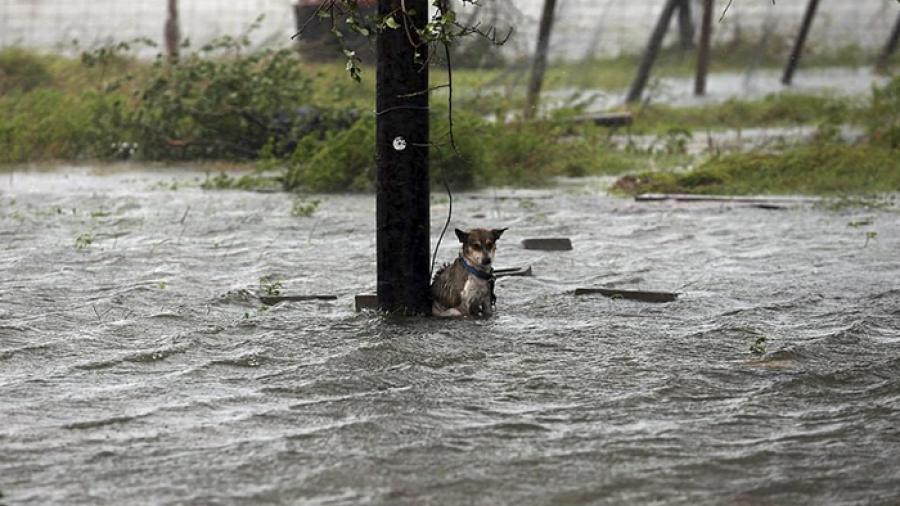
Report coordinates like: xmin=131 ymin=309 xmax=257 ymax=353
xmin=433 ymin=305 xmax=464 ymax=317
xmin=479 ymin=297 xmax=493 ymax=317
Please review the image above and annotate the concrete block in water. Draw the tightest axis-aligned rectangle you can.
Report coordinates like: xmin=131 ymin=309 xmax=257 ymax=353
xmin=355 ymin=294 xmax=378 ymax=312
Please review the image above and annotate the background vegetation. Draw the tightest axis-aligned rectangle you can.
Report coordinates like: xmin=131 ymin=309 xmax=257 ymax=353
xmin=1 ymin=29 xmax=898 ymax=196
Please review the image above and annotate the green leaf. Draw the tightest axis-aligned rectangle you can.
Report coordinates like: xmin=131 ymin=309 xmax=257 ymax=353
xmin=443 ymin=9 xmax=456 ymax=24
xmin=385 ymin=16 xmax=400 ymax=29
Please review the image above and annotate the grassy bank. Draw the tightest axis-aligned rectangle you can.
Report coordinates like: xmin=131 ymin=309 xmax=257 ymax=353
xmin=614 ymin=75 xmax=900 ymax=196
xmin=2 ymin=39 xmax=898 ymax=195
xmin=612 ymin=145 xmax=900 ymax=196
xmin=629 ymin=93 xmax=862 ymax=133
xmin=0 ymin=44 xmax=670 ymax=189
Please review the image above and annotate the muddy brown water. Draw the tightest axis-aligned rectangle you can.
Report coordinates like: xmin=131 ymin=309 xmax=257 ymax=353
xmin=1 ymin=167 xmax=899 ymax=505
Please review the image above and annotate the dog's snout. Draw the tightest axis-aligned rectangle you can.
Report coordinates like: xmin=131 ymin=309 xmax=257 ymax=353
xmin=482 ymin=257 xmax=492 ymax=265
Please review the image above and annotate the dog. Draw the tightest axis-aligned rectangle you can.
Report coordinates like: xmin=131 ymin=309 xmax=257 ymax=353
xmin=431 ymin=227 xmax=507 ymax=317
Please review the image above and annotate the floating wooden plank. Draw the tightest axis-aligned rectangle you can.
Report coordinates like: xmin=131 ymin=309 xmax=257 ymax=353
xmin=749 ymin=203 xmax=788 ymax=211
xmin=635 ymin=193 xmax=821 ymax=204
xmin=259 ymin=294 xmax=338 ymax=306
xmin=569 ymin=112 xmax=633 ymax=127
xmin=522 ymin=238 xmax=572 ymax=251
xmin=467 ymin=194 xmax=554 ymax=200
xmin=494 ymin=265 xmax=533 ymax=278
xmin=355 ymin=294 xmax=378 ymax=312
xmin=574 ymin=288 xmax=678 ymax=303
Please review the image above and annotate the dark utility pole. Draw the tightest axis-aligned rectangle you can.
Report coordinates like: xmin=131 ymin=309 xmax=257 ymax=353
xmin=782 ymin=0 xmax=820 ymax=85
xmin=626 ymin=0 xmax=680 ymax=103
xmin=376 ymin=0 xmax=431 ymax=315
xmin=164 ymin=0 xmax=180 ymax=61
xmin=694 ymin=0 xmax=713 ymax=95
xmin=524 ymin=0 xmax=558 ymax=119
xmin=876 ymin=10 xmax=900 ymax=71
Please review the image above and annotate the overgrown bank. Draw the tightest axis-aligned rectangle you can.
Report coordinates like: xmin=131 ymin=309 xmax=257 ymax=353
xmin=0 ymin=43 xmax=654 ymax=189
xmin=2 ymin=38 xmax=899 ymax=196
xmin=613 ymin=76 xmax=900 ymax=196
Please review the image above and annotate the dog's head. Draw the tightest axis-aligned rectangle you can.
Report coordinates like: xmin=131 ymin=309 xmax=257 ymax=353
xmin=455 ymin=227 xmax=507 ymax=269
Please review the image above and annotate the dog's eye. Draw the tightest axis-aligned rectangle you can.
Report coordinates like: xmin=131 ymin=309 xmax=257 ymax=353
xmin=471 ymin=244 xmax=481 ymax=251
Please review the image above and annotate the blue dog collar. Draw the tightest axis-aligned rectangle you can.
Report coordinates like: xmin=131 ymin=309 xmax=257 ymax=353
xmin=461 ymin=257 xmax=494 ymax=280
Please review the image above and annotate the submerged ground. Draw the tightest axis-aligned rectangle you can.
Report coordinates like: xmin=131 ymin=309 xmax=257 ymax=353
xmin=1 ymin=167 xmax=899 ymax=505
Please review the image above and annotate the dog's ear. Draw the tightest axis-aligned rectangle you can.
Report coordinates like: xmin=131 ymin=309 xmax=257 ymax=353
xmin=455 ymin=228 xmax=469 ymax=243
xmin=491 ymin=228 xmax=508 ymax=241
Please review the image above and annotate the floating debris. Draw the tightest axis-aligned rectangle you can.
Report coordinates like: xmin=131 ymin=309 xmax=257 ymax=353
xmin=574 ymin=288 xmax=678 ymax=303
xmin=259 ymin=294 xmax=338 ymax=306
xmin=522 ymin=238 xmax=573 ymax=251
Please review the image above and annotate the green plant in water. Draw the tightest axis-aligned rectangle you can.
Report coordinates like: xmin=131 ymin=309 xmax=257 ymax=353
xmin=750 ymin=336 xmax=767 ymax=355
xmin=657 ymin=127 xmax=692 ymax=156
xmin=847 ymin=218 xmax=874 ymax=228
xmin=74 ymin=232 xmax=93 ymax=250
xmin=518 ymin=198 xmax=537 ymax=211
xmin=864 ymin=231 xmax=878 ymax=247
xmin=200 ymin=171 xmax=275 ymax=191
xmin=291 ymin=195 xmax=320 ymax=217
xmin=258 ymin=275 xmax=282 ymax=297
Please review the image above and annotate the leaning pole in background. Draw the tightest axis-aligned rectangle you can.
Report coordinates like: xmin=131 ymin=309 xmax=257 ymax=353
xmin=376 ymin=0 xmax=431 ymax=314
xmin=876 ymin=10 xmax=900 ymax=71
xmin=164 ymin=0 xmax=179 ymax=61
xmin=676 ymin=0 xmax=695 ymax=51
xmin=626 ymin=0 xmax=680 ymax=104
xmin=694 ymin=0 xmax=713 ymax=95
xmin=524 ymin=0 xmax=558 ymax=120
xmin=782 ymin=0 xmax=820 ymax=85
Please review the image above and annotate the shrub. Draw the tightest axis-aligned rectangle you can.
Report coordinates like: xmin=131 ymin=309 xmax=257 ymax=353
xmin=118 ymin=42 xmax=313 ymax=160
xmin=282 ymin=107 xmax=493 ymax=192
xmin=0 ymin=48 xmax=53 ymax=93
xmin=0 ymin=89 xmax=108 ymax=163
xmin=73 ymin=21 xmax=317 ymax=161
xmin=867 ymin=75 xmax=900 ymax=149
xmin=284 ymin=115 xmax=376 ymax=192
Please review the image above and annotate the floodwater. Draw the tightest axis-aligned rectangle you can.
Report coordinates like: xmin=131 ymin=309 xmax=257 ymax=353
xmin=1 ymin=167 xmax=899 ymax=505
xmin=538 ymin=67 xmax=891 ymax=113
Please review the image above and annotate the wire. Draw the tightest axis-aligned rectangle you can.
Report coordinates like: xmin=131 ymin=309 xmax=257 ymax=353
xmin=429 ymin=13 xmax=458 ymax=280
xmin=430 ymin=157 xmax=453 ymax=279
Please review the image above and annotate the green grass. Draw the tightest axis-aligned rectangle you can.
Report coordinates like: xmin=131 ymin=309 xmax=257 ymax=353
xmin=280 ymin=109 xmax=643 ymax=192
xmin=2 ymin=44 xmax=898 ymax=196
xmin=612 ymin=144 xmax=900 ymax=196
xmin=630 ymin=93 xmax=861 ymax=133
xmin=0 ymin=88 xmax=113 ymax=163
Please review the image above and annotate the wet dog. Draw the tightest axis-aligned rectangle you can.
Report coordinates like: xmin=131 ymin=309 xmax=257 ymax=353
xmin=431 ymin=227 xmax=507 ymax=317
